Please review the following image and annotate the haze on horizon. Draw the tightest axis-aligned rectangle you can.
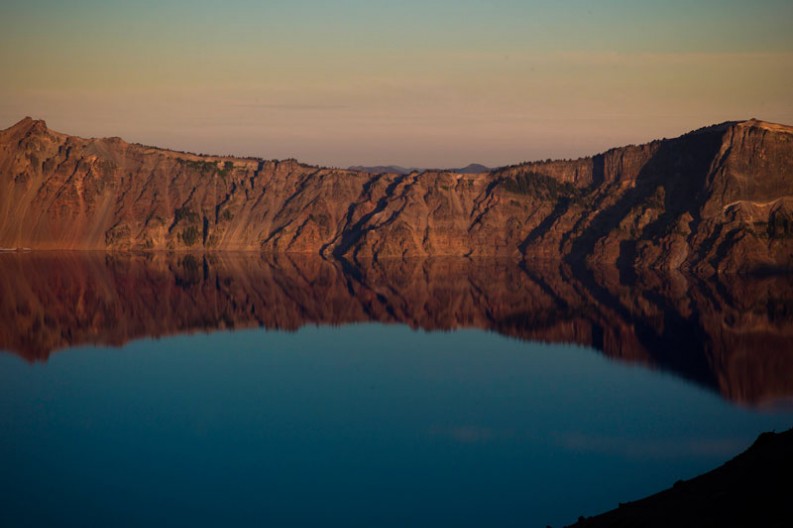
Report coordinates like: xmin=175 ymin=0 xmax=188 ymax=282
xmin=2 ymin=0 xmax=792 ymax=168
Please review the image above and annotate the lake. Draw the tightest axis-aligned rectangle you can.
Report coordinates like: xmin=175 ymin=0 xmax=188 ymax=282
xmin=1 ymin=253 xmax=792 ymax=527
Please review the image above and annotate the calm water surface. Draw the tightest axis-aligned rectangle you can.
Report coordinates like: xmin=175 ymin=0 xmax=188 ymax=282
xmin=1 ymin=253 xmax=792 ymax=527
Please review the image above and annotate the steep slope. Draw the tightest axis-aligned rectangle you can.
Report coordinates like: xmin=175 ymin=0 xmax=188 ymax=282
xmin=1 ymin=117 xmax=791 ymax=271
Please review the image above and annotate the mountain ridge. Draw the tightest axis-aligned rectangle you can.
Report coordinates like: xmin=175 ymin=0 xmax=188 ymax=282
xmin=1 ymin=117 xmax=792 ymax=273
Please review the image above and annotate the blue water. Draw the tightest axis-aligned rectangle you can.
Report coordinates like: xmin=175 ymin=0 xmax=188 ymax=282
xmin=1 ymin=324 xmax=791 ymax=527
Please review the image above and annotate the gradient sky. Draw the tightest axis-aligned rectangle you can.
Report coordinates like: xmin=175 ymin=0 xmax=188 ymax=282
xmin=2 ymin=0 xmax=792 ymax=167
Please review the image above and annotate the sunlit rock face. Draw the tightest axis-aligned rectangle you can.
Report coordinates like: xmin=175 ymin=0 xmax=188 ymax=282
xmin=2 ymin=118 xmax=792 ymax=272
xmin=1 ymin=252 xmax=792 ymax=406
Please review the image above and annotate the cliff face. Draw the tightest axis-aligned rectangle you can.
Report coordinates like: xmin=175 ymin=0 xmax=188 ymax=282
xmin=2 ymin=253 xmax=793 ymax=406
xmin=1 ymin=117 xmax=792 ymax=272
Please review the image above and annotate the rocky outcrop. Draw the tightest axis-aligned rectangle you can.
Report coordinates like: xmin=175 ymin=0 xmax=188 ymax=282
xmin=1 ymin=117 xmax=792 ymax=272
xmin=2 ymin=252 xmax=792 ymax=406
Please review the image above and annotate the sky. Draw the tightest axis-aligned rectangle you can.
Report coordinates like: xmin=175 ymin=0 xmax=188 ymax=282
xmin=1 ymin=0 xmax=792 ymax=167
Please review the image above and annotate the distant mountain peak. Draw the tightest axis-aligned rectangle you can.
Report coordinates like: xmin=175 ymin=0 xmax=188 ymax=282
xmin=5 ymin=116 xmax=48 ymax=136
xmin=686 ymin=119 xmax=793 ymax=138
xmin=453 ymin=163 xmax=490 ymax=174
xmin=737 ymin=118 xmax=793 ymax=134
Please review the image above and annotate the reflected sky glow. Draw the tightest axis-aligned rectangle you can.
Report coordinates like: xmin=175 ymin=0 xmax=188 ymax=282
xmin=1 ymin=325 xmax=792 ymax=527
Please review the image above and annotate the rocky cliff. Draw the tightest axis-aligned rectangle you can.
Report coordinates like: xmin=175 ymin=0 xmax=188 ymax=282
xmin=1 ymin=117 xmax=792 ymax=272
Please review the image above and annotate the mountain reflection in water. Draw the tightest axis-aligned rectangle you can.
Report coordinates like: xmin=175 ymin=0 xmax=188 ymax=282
xmin=1 ymin=252 xmax=792 ymax=405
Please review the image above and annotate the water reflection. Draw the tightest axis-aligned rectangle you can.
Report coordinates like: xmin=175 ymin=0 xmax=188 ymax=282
xmin=1 ymin=252 xmax=792 ymax=405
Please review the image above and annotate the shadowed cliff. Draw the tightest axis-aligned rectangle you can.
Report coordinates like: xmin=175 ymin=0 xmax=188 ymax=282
xmin=1 ymin=252 xmax=792 ymax=406
xmin=1 ymin=118 xmax=792 ymax=272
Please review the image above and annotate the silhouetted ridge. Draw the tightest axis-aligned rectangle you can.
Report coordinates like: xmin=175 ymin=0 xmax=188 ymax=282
xmin=566 ymin=427 xmax=793 ymax=527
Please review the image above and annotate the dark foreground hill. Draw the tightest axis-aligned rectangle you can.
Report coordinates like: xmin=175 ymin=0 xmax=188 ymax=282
xmin=1 ymin=117 xmax=792 ymax=272
xmin=566 ymin=427 xmax=793 ymax=528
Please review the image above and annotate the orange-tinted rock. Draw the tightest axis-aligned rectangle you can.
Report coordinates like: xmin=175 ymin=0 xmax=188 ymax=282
xmin=1 ymin=118 xmax=792 ymax=272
